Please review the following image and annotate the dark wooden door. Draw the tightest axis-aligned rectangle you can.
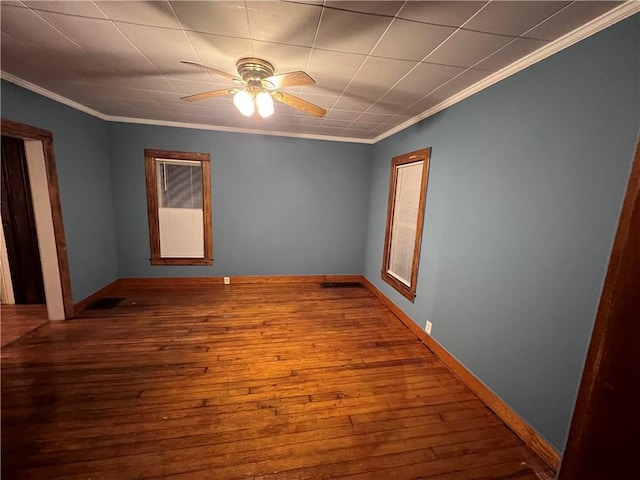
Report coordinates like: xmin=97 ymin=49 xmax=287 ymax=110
xmin=1 ymin=135 xmax=46 ymax=304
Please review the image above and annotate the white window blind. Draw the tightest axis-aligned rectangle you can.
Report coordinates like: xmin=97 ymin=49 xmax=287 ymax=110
xmin=387 ymin=161 xmax=423 ymax=286
xmin=155 ymin=159 xmax=204 ymax=258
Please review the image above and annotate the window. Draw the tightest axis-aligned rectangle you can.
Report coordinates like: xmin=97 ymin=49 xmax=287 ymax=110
xmin=144 ymin=149 xmax=212 ymax=265
xmin=381 ymin=148 xmax=431 ymax=302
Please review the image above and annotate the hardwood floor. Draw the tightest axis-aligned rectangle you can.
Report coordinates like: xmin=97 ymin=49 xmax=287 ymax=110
xmin=1 ymin=283 xmax=553 ymax=479
xmin=1 ymin=304 xmax=48 ymax=348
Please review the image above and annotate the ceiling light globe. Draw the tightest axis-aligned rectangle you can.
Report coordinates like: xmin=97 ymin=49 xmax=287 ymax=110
xmin=233 ymin=90 xmax=254 ymax=116
xmin=256 ymin=91 xmax=274 ymax=118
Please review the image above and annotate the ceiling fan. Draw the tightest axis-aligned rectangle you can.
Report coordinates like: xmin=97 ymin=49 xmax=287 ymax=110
xmin=180 ymin=58 xmax=326 ymax=119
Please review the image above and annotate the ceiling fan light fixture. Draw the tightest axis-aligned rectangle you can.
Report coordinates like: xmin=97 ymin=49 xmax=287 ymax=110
xmin=181 ymin=58 xmax=326 ymax=118
xmin=233 ymin=90 xmax=254 ymax=116
xmin=256 ymin=91 xmax=274 ymax=118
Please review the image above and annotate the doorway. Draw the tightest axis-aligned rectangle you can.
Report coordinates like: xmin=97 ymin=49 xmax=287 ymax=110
xmin=1 ymin=135 xmax=46 ymax=305
xmin=0 ymin=119 xmax=73 ymax=320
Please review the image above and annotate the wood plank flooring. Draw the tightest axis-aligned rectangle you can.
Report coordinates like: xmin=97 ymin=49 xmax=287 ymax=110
xmin=1 ymin=283 xmax=553 ymax=479
xmin=1 ymin=304 xmax=48 ymax=348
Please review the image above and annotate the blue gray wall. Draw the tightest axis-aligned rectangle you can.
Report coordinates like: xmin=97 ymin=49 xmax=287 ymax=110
xmin=107 ymin=123 xmax=371 ymax=278
xmin=363 ymin=15 xmax=639 ymax=450
xmin=1 ymin=80 xmax=119 ymax=303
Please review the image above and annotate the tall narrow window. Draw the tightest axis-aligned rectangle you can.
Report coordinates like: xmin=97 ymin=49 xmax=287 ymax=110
xmin=144 ymin=149 xmax=212 ymax=265
xmin=381 ymin=148 xmax=431 ymax=301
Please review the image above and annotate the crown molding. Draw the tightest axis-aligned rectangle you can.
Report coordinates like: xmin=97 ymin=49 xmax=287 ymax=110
xmin=373 ymin=1 xmax=640 ymax=144
xmin=2 ymin=1 xmax=637 ymax=146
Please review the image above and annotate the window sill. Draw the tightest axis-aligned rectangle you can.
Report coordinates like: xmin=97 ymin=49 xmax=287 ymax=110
xmin=150 ymin=258 xmax=213 ymax=266
xmin=381 ymin=271 xmax=416 ymax=302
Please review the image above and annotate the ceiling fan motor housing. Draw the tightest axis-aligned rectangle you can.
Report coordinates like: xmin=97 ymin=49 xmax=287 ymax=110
xmin=236 ymin=57 xmax=275 ymax=84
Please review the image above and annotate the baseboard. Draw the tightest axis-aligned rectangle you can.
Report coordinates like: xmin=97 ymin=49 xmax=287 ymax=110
xmin=118 ymin=274 xmax=363 ymax=287
xmin=73 ymin=279 xmax=121 ymax=316
xmin=361 ymin=276 xmax=561 ymax=471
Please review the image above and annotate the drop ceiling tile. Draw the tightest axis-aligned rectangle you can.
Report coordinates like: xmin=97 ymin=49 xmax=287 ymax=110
xmin=24 ymin=1 xmax=108 ymax=19
xmin=315 ymin=125 xmax=347 ymax=135
xmin=83 ymin=85 xmax=156 ymax=101
xmin=365 ymin=100 xmax=407 ymax=115
xmin=425 ymin=29 xmax=514 ymax=68
xmin=324 ymin=109 xmax=361 ymax=121
xmin=314 ymin=8 xmax=392 ymax=55
xmin=0 ymin=32 xmax=73 ymax=82
xmin=525 ymin=1 xmax=623 ymax=41
xmin=1 ymin=1 xmax=27 ymax=7
xmin=84 ymin=74 xmax=138 ymax=90
xmin=342 ymin=129 xmax=374 ymax=138
xmin=144 ymin=90 xmax=190 ymax=104
xmin=186 ymin=31 xmax=253 ymax=75
xmin=168 ymin=77 xmax=215 ymax=94
xmin=40 ymin=80 xmax=92 ymax=99
xmin=426 ymin=68 xmax=494 ymax=105
xmin=298 ymin=92 xmax=337 ymax=110
xmin=346 ymin=56 xmax=416 ymax=102
xmin=401 ymin=97 xmax=441 ymax=116
xmin=305 ymin=49 xmax=366 ymax=92
xmin=290 ymin=125 xmax=324 ymax=135
xmin=379 ymin=62 xmax=465 ymax=104
xmin=464 ymin=1 xmax=569 ymax=37
xmin=35 ymin=11 xmax=153 ymax=73
xmin=294 ymin=115 xmax=325 ymax=126
xmin=126 ymin=76 xmax=178 ymax=93
xmin=117 ymin=23 xmax=199 ymax=72
xmin=342 ymin=122 xmax=374 ymax=132
xmin=95 ymin=1 xmax=181 ymax=29
xmin=246 ymin=1 xmax=321 ymax=47
xmin=208 ymin=97 xmax=236 ymax=111
xmin=120 ymin=98 xmax=165 ymax=110
xmin=372 ymin=18 xmax=455 ymax=61
xmin=274 ymin=101 xmax=311 ymax=117
xmin=252 ymin=41 xmax=311 ymax=74
xmin=474 ymin=37 xmax=548 ymax=71
xmin=357 ymin=112 xmax=395 ymax=124
xmin=397 ymin=1 xmax=487 ymax=27
xmin=370 ymin=123 xmax=390 ymax=132
xmin=319 ymin=118 xmax=350 ymax=129
xmin=383 ymin=116 xmax=412 ymax=128
xmin=171 ymin=1 xmax=249 ymax=38
xmin=345 ymin=121 xmax=379 ymax=132
xmin=324 ymin=1 xmax=404 ymax=17
xmin=1 ymin=6 xmax=84 ymax=54
xmin=171 ymin=102 xmax=231 ymax=115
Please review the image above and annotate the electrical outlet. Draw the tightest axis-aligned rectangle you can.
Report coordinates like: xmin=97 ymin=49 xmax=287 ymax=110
xmin=224 ymin=277 xmax=230 ymax=285
xmin=425 ymin=321 xmax=432 ymax=335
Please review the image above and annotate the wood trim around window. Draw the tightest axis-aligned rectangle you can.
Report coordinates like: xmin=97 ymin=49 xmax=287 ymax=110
xmin=144 ymin=149 xmax=213 ymax=266
xmin=381 ymin=147 xmax=431 ymax=302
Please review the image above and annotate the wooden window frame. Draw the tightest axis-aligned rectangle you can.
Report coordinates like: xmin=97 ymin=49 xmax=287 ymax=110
xmin=144 ymin=149 xmax=213 ymax=266
xmin=381 ymin=147 xmax=431 ymax=302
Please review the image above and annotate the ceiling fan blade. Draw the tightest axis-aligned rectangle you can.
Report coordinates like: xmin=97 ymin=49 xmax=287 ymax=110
xmin=180 ymin=60 xmax=244 ymax=83
xmin=180 ymin=89 xmax=236 ymax=103
xmin=273 ymin=91 xmax=326 ymax=117
xmin=263 ymin=71 xmax=315 ymax=90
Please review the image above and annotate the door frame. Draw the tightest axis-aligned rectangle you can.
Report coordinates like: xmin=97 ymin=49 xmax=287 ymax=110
xmin=558 ymin=138 xmax=640 ymax=477
xmin=1 ymin=118 xmax=73 ymax=319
